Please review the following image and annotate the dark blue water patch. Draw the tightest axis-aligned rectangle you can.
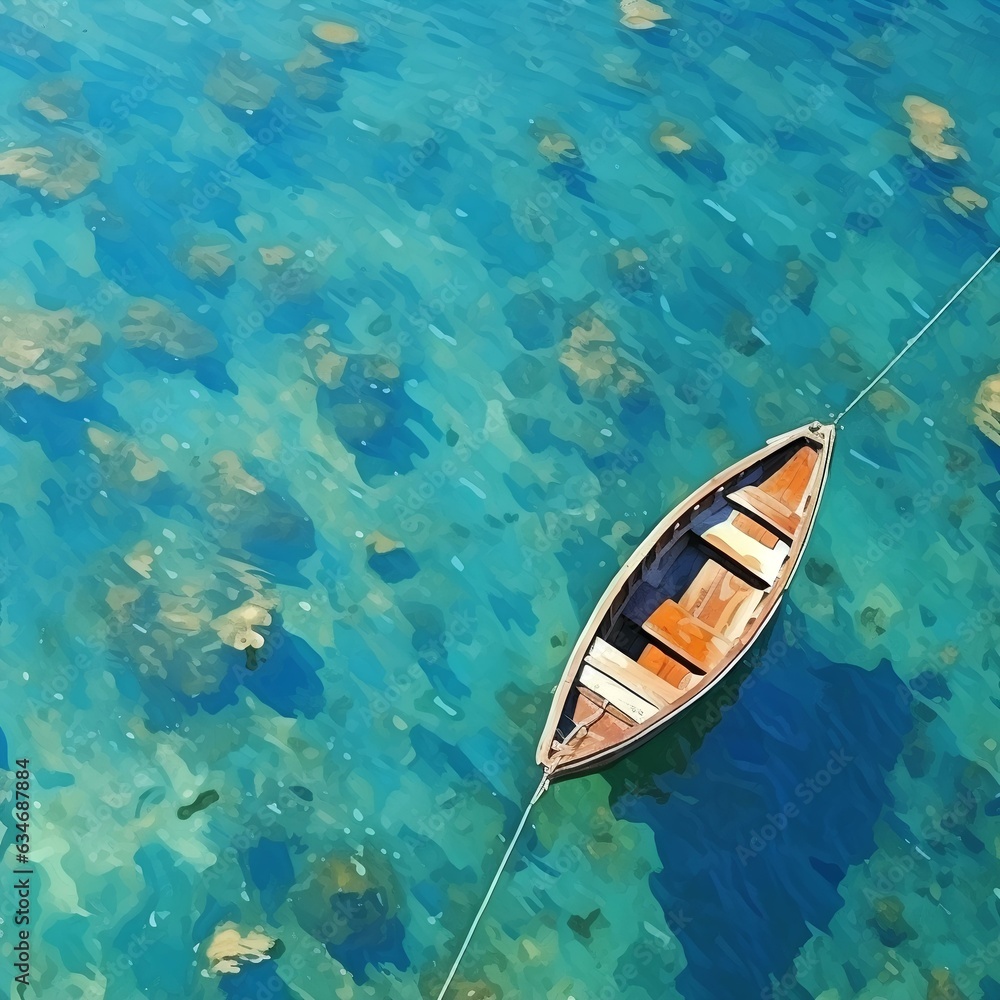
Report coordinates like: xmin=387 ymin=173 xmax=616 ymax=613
xmin=507 ymin=412 xmax=585 ymax=459
xmin=790 ymin=1 xmax=850 ymax=41
xmin=218 ymin=960 xmax=296 ymax=1000
xmin=24 ymin=240 xmax=107 ymax=312
xmin=231 ymin=107 xmax=328 ymax=189
xmin=192 ymin=895 xmax=242 ymax=947
xmin=289 ymin=62 xmax=348 ymax=113
xmin=324 ymin=911 xmax=408 ymax=983
xmin=847 ymin=427 xmax=902 ymax=473
xmin=607 ymin=617 xmax=912 ymax=1000
xmin=1 ymin=386 xmax=124 ymax=459
xmin=245 ymin=837 xmax=297 ymax=922
xmin=922 ymin=217 xmax=991 ymax=266
xmin=373 ymin=135 xmax=450 ymax=210
xmin=316 ymin=360 xmax=440 ymax=483
xmin=810 ymin=229 xmax=842 ymax=262
xmin=369 ymin=546 xmax=420 ymax=583
xmin=0 ymin=723 xmax=7 ymax=770
xmin=687 ymin=145 xmax=728 ymax=185
xmin=224 ymin=485 xmax=316 ymax=575
xmin=120 ymin=345 xmax=238 ymax=395
xmin=618 ymin=386 xmax=667 ymax=445
xmin=410 ymin=877 xmax=446 ymax=919
xmin=982 ymin=976 xmax=1000 ymax=1000
xmin=89 ymin=180 xmax=214 ymax=308
xmin=910 ymin=669 xmax=951 ymax=702
xmin=408 ymin=728 xmax=534 ymax=833
xmin=256 ymin=292 xmax=331 ymax=342
xmin=845 ymin=211 xmax=880 ymax=236
xmin=773 ymin=123 xmax=843 ymax=156
xmin=242 ymin=614 xmax=326 ymax=719
xmin=503 ymin=290 xmax=560 ymax=351
xmin=399 ymin=601 xmax=471 ymax=699
xmin=978 ymin=428 xmax=1000 ymax=474
xmin=544 ymin=161 xmax=595 ymax=204
xmin=120 ymin=617 xmax=324 ymax=729
xmin=452 ymin=190 xmax=552 ymax=275
xmin=81 ymin=79 xmax=183 ymax=136
xmin=39 ymin=474 xmax=185 ymax=554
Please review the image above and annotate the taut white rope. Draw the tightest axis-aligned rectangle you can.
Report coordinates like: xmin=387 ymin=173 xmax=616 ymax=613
xmin=837 ymin=245 xmax=1000 ymax=422
xmin=434 ymin=776 xmax=549 ymax=1000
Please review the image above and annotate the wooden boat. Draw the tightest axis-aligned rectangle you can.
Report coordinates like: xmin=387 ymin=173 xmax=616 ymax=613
xmin=536 ymin=421 xmax=835 ymax=782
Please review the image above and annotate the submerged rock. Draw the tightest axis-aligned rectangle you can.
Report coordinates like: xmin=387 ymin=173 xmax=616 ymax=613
xmin=210 ymin=598 xmax=275 ymax=650
xmin=973 ymin=372 xmax=1000 ymax=446
xmin=848 ymin=36 xmax=893 ymax=68
xmin=291 ymin=851 xmax=407 ymax=977
xmin=903 ymin=96 xmax=964 ymax=161
xmin=303 ymin=323 xmax=348 ymax=387
xmin=620 ymin=0 xmax=671 ymax=29
xmin=204 ymin=51 xmax=278 ymax=111
xmin=181 ymin=238 xmax=236 ymax=281
xmin=23 ymin=77 xmax=87 ymax=122
xmin=259 ymin=244 xmax=296 ymax=267
xmin=205 ymin=923 xmax=276 ymax=975
xmin=945 ymin=186 xmax=988 ymax=215
xmin=871 ymin=895 xmax=915 ymax=946
xmin=536 ymin=131 xmax=579 ymax=165
xmin=652 ymin=121 xmax=692 ymax=154
xmin=0 ymin=143 xmax=100 ymax=199
xmin=120 ymin=299 xmax=218 ymax=359
xmin=211 ymin=451 xmax=264 ymax=495
xmin=312 ymin=21 xmax=359 ymax=44
xmin=87 ymin=424 xmax=166 ymax=483
xmin=559 ymin=313 xmax=643 ymax=396
xmin=0 ymin=306 xmax=101 ymax=400
xmin=928 ymin=967 xmax=967 ymax=1000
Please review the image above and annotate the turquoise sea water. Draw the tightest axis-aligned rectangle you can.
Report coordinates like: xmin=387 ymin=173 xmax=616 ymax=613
xmin=0 ymin=0 xmax=999 ymax=997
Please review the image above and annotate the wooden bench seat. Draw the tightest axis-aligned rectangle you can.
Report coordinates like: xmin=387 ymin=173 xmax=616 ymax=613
xmin=698 ymin=518 xmax=789 ymax=587
xmin=579 ymin=664 xmax=659 ymax=723
xmin=642 ymin=599 xmax=733 ymax=673
xmin=586 ymin=637 xmax=689 ymax=712
xmin=728 ymin=485 xmax=800 ymax=542
xmin=679 ymin=559 xmax=764 ymax=638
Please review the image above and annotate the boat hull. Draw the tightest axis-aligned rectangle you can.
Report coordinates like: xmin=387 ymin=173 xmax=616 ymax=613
xmin=536 ymin=421 xmax=835 ymax=781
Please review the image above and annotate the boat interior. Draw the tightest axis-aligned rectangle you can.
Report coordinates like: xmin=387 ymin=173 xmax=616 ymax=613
xmin=548 ymin=436 xmax=823 ymax=764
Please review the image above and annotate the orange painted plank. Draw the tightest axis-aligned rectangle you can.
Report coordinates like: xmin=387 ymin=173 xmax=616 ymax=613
xmin=695 ymin=571 xmax=756 ymax=634
xmin=758 ymin=445 xmax=818 ymax=511
xmin=637 ymin=644 xmax=697 ymax=689
xmin=643 ymin=599 xmax=732 ymax=673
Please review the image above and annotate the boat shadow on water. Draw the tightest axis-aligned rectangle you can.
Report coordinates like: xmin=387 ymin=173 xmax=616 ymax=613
xmin=598 ymin=605 xmax=913 ymax=1000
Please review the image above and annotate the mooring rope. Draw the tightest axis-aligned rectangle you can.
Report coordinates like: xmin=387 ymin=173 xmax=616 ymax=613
xmin=434 ymin=776 xmax=550 ymax=1000
xmin=836 ymin=244 xmax=1000 ymax=423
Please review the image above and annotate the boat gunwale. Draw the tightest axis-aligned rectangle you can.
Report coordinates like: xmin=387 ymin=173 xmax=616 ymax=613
xmin=536 ymin=421 xmax=836 ymax=780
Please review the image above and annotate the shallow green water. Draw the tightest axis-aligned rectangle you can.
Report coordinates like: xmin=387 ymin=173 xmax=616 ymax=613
xmin=0 ymin=0 xmax=999 ymax=998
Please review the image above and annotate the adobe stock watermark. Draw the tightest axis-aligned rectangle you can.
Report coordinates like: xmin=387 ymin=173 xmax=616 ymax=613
xmin=737 ymin=748 xmax=855 ymax=864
